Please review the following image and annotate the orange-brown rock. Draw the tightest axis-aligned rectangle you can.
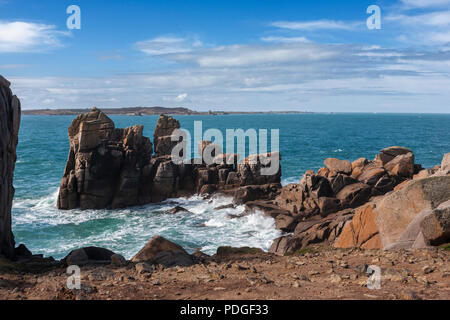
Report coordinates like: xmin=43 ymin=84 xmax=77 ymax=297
xmin=334 ymin=203 xmax=381 ymax=249
xmin=384 ymin=152 xmax=415 ymax=178
xmin=352 ymin=158 xmax=368 ymax=170
xmin=357 ymin=167 xmax=386 ymax=185
xmin=335 ymin=176 xmax=450 ymax=249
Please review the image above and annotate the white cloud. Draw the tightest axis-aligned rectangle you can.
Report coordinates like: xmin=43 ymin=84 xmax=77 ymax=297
xmin=173 ymin=43 xmax=339 ymax=67
xmin=8 ymin=41 xmax=450 ymax=113
xmin=269 ymin=20 xmax=360 ymax=31
xmin=164 ymin=93 xmax=189 ymax=102
xmin=400 ymin=0 xmax=450 ymax=8
xmin=386 ymin=9 xmax=450 ymax=45
xmin=387 ymin=10 xmax=450 ymax=27
xmin=261 ymin=36 xmax=310 ymax=43
xmin=0 ymin=21 xmax=68 ymax=53
xmin=135 ymin=36 xmax=202 ymax=56
xmin=175 ymin=93 xmax=188 ymax=102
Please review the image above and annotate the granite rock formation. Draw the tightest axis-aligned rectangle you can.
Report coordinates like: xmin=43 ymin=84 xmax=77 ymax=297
xmin=57 ymin=108 xmax=154 ymax=209
xmin=0 ymin=76 xmax=21 ymax=259
xmin=58 ymin=108 xmax=282 ymax=210
xmin=335 ymin=175 xmax=450 ymax=250
xmin=265 ymin=148 xmax=450 ymax=255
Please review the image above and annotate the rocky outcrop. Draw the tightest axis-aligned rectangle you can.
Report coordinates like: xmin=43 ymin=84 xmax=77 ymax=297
xmin=335 ymin=175 xmax=450 ymax=250
xmin=57 ymin=108 xmax=154 ymax=209
xmin=0 ymin=76 xmax=21 ymax=259
xmin=268 ymin=148 xmax=449 ymax=255
xmin=274 ymin=147 xmax=417 ymax=219
xmin=58 ymin=109 xmax=282 ymax=210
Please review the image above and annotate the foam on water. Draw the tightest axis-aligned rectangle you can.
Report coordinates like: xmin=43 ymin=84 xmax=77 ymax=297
xmin=12 ymin=191 xmax=281 ymax=259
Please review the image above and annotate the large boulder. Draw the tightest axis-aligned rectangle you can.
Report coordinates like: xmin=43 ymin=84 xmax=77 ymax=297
xmin=270 ymin=209 xmax=353 ymax=255
xmin=375 ymin=146 xmax=413 ymax=166
xmin=384 ymin=152 xmax=415 ymax=178
xmin=65 ymin=246 xmax=116 ymax=266
xmin=323 ymin=158 xmax=352 ymax=175
xmin=336 ymin=182 xmax=371 ymax=208
xmin=420 ymin=200 xmax=450 ymax=245
xmin=233 ymin=183 xmax=281 ymax=204
xmin=335 ymin=176 xmax=450 ymax=249
xmin=0 ymin=76 xmax=21 ymax=259
xmin=131 ymin=235 xmax=195 ymax=267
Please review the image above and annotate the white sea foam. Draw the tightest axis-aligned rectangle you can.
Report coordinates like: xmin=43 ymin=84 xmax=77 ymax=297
xmin=282 ymin=176 xmax=301 ymax=186
xmin=12 ymin=190 xmax=281 ymax=259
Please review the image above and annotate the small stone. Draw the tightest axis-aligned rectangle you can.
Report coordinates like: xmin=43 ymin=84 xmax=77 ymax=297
xmin=330 ymin=274 xmax=342 ymax=284
xmin=213 ymin=287 xmax=226 ymax=291
xmin=292 ymin=281 xmax=301 ymax=288
xmin=400 ymin=290 xmax=422 ymax=300
xmin=135 ymin=262 xmax=154 ymax=274
xmin=422 ymin=266 xmax=434 ymax=274
xmin=152 ymin=280 xmax=161 ymax=286
xmin=300 ymin=274 xmax=310 ymax=281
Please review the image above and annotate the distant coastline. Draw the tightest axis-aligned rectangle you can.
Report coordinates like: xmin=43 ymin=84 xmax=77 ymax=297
xmin=21 ymin=106 xmax=312 ymax=116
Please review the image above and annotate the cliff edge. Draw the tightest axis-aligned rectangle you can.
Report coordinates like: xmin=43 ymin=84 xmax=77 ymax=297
xmin=0 ymin=75 xmax=21 ymax=259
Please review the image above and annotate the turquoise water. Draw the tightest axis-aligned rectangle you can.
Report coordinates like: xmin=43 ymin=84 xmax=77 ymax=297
xmin=12 ymin=113 xmax=450 ymax=259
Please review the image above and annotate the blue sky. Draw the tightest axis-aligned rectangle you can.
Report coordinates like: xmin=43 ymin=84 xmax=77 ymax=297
xmin=1 ymin=0 xmax=450 ymax=112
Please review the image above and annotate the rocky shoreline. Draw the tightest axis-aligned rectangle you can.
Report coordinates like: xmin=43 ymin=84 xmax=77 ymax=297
xmin=1 ymin=75 xmax=449 ymax=300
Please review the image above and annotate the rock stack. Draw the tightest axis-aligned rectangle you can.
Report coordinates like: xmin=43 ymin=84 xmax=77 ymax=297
xmin=0 ymin=76 xmax=21 ymax=259
xmin=57 ymin=108 xmax=154 ymax=209
xmin=58 ymin=108 xmax=282 ymax=210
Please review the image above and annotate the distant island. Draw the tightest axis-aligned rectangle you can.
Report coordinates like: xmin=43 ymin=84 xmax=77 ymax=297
xmin=21 ymin=106 xmax=312 ymax=116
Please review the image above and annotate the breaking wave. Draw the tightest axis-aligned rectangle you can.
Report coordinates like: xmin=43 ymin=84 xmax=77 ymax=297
xmin=12 ymin=190 xmax=281 ymax=259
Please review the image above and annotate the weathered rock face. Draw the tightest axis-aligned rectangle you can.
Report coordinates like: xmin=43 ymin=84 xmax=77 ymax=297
xmin=335 ymin=175 xmax=450 ymax=249
xmin=58 ymin=108 xmax=154 ymax=209
xmin=58 ymin=109 xmax=282 ymax=210
xmin=334 ymin=203 xmax=382 ymax=249
xmin=0 ymin=76 xmax=21 ymax=259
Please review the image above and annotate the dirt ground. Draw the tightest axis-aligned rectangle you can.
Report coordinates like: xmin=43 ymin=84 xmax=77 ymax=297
xmin=0 ymin=245 xmax=449 ymax=300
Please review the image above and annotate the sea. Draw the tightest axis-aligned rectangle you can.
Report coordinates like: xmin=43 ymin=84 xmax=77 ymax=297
xmin=12 ymin=113 xmax=450 ymax=259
